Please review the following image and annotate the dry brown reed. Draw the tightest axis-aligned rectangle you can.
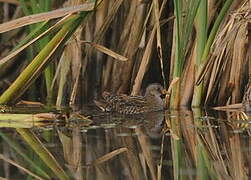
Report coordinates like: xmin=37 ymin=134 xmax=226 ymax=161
xmin=197 ymin=0 xmax=251 ymax=107
xmin=0 ymin=0 xmax=250 ymax=108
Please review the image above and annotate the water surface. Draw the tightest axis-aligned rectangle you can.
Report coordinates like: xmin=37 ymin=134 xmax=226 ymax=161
xmin=0 ymin=106 xmax=250 ymax=179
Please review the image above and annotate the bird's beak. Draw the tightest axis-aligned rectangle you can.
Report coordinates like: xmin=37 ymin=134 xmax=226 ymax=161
xmin=159 ymin=89 xmax=167 ymax=99
xmin=162 ymin=89 xmax=168 ymax=94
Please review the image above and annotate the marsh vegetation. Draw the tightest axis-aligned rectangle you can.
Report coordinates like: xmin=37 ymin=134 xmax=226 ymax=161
xmin=0 ymin=0 xmax=251 ymax=179
xmin=0 ymin=0 xmax=249 ymax=108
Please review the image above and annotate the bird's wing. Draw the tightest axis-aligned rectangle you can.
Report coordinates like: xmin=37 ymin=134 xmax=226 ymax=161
xmin=114 ymin=95 xmax=149 ymax=114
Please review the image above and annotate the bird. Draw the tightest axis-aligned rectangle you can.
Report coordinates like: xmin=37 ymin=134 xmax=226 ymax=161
xmin=242 ymin=78 xmax=251 ymax=113
xmin=94 ymin=83 xmax=165 ymax=114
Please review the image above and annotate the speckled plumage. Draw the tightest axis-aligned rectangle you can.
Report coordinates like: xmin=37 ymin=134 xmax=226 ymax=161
xmin=94 ymin=83 xmax=165 ymax=114
xmin=243 ymin=79 xmax=251 ymax=112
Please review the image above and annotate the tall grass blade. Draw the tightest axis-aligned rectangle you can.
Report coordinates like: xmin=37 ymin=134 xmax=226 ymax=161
xmin=0 ymin=15 xmax=79 ymax=104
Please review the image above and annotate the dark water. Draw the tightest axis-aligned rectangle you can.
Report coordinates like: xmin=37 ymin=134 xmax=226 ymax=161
xmin=0 ymin=106 xmax=251 ymax=180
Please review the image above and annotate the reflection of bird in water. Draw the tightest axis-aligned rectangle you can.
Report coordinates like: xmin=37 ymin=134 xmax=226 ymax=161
xmin=94 ymin=84 xmax=165 ymax=114
xmin=242 ymin=79 xmax=251 ymax=113
xmin=143 ymin=111 xmax=165 ymax=137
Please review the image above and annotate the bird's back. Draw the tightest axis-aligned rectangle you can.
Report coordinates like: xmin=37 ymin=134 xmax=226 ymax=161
xmin=95 ymin=92 xmax=163 ymax=114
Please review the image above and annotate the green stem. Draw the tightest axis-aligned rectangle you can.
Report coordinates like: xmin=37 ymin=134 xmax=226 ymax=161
xmin=192 ymin=0 xmax=207 ymax=107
